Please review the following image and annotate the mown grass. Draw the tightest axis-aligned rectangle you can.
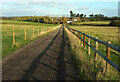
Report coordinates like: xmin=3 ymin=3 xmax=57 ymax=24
xmin=2 ymin=21 xmax=59 ymax=58
xmin=65 ymin=27 xmax=120 ymax=80
xmin=67 ymin=25 xmax=119 ymax=66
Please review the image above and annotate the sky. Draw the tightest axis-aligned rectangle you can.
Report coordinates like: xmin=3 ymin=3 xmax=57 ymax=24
xmin=0 ymin=0 xmax=120 ymax=17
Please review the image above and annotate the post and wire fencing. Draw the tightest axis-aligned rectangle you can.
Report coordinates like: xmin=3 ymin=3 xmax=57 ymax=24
xmin=65 ymin=26 xmax=120 ymax=72
xmin=12 ymin=25 xmax=61 ymax=46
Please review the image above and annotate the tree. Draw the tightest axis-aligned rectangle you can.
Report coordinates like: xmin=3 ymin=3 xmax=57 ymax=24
xmin=70 ymin=11 xmax=74 ymax=18
xmin=76 ymin=13 xmax=80 ymax=17
xmin=80 ymin=14 xmax=84 ymax=18
xmin=73 ymin=13 xmax=76 ymax=17
xmin=94 ymin=14 xmax=104 ymax=21
xmin=89 ymin=14 xmax=94 ymax=18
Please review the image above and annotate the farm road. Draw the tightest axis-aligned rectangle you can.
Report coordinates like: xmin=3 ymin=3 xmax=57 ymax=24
xmin=2 ymin=25 xmax=79 ymax=80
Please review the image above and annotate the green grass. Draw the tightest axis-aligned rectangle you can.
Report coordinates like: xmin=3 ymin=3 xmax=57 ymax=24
xmin=2 ymin=22 xmax=59 ymax=58
xmin=1 ymin=20 xmax=58 ymax=26
xmin=71 ymin=21 xmax=111 ymax=26
xmin=68 ymin=25 xmax=118 ymax=46
xmin=65 ymin=27 xmax=120 ymax=80
xmin=67 ymin=25 xmax=119 ymax=66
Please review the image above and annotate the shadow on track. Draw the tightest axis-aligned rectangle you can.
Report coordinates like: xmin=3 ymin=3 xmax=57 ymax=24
xmin=20 ymin=27 xmax=62 ymax=80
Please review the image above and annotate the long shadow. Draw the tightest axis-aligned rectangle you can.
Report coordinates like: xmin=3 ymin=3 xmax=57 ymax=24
xmin=39 ymin=61 xmax=78 ymax=80
xmin=57 ymin=27 xmax=66 ymax=80
xmin=20 ymin=27 xmax=62 ymax=80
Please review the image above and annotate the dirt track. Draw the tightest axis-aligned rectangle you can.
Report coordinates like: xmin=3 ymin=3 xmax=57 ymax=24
xmin=2 ymin=25 xmax=79 ymax=80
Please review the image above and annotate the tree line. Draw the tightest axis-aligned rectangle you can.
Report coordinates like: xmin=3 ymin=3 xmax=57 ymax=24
xmin=1 ymin=16 xmax=62 ymax=24
xmin=70 ymin=11 xmax=120 ymax=22
xmin=1 ymin=11 xmax=120 ymax=26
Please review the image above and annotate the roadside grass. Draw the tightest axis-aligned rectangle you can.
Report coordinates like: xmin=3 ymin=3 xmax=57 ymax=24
xmin=67 ymin=25 xmax=119 ymax=67
xmin=2 ymin=23 xmax=59 ymax=58
xmin=65 ymin=27 xmax=120 ymax=80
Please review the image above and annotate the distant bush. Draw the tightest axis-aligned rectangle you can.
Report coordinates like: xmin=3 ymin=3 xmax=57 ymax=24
xmin=109 ymin=20 xmax=120 ymax=26
xmin=89 ymin=18 xmax=96 ymax=21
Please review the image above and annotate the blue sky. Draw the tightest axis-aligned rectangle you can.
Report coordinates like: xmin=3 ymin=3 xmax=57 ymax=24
xmin=1 ymin=0 xmax=120 ymax=17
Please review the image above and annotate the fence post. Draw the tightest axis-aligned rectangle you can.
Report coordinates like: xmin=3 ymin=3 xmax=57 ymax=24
xmin=13 ymin=27 xmax=15 ymax=45
xmin=25 ymin=27 xmax=26 ymax=41
xmin=106 ymin=41 xmax=111 ymax=70
xmin=77 ymin=32 xmax=79 ymax=43
xmin=76 ymin=32 xmax=79 ymax=49
xmin=33 ymin=27 xmax=34 ymax=38
xmin=94 ymin=37 xmax=98 ymax=61
xmin=46 ymin=26 xmax=47 ymax=32
xmin=84 ymin=35 xmax=86 ymax=50
xmin=81 ymin=34 xmax=83 ymax=46
xmin=76 ymin=31 xmax=77 ymax=41
xmin=78 ymin=33 xmax=81 ymax=46
xmin=41 ymin=27 xmax=42 ymax=34
xmin=38 ymin=27 xmax=39 ymax=36
xmin=88 ymin=35 xmax=90 ymax=55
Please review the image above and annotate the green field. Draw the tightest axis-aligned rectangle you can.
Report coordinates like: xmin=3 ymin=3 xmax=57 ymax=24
xmin=67 ymin=25 xmax=119 ymax=65
xmin=69 ymin=25 xmax=118 ymax=46
xmin=1 ymin=20 xmax=58 ymax=26
xmin=2 ymin=20 xmax=59 ymax=58
xmin=71 ymin=21 xmax=111 ymax=26
xmin=65 ymin=26 xmax=120 ymax=80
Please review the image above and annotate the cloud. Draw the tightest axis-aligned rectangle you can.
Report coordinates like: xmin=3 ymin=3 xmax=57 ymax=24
xmin=100 ymin=8 xmax=118 ymax=16
xmin=1 ymin=1 xmax=118 ymax=17
xmin=1 ymin=0 xmax=119 ymax=2
xmin=78 ymin=7 xmax=89 ymax=10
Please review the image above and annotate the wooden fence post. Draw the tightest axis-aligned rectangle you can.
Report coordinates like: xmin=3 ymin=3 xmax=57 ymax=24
xmin=88 ymin=35 xmax=90 ymax=55
xmin=79 ymin=33 xmax=81 ymax=45
xmin=41 ymin=27 xmax=42 ymax=34
xmin=25 ymin=28 xmax=26 ymax=41
xmin=38 ymin=27 xmax=39 ymax=36
xmin=81 ymin=34 xmax=83 ymax=46
xmin=84 ymin=35 xmax=86 ymax=50
xmin=94 ymin=37 xmax=98 ymax=61
xmin=77 ymin=32 xmax=79 ymax=43
xmin=13 ymin=27 xmax=15 ymax=45
xmin=106 ymin=41 xmax=111 ymax=70
xmin=76 ymin=31 xmax=77 ymax=41
xmin=46 ymin=26 xmax=47 ymax=32
xmin=77 ymin=32 xmax=79 ymax=49
xmin=33 ymin=27 xmax=34 ymax=38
